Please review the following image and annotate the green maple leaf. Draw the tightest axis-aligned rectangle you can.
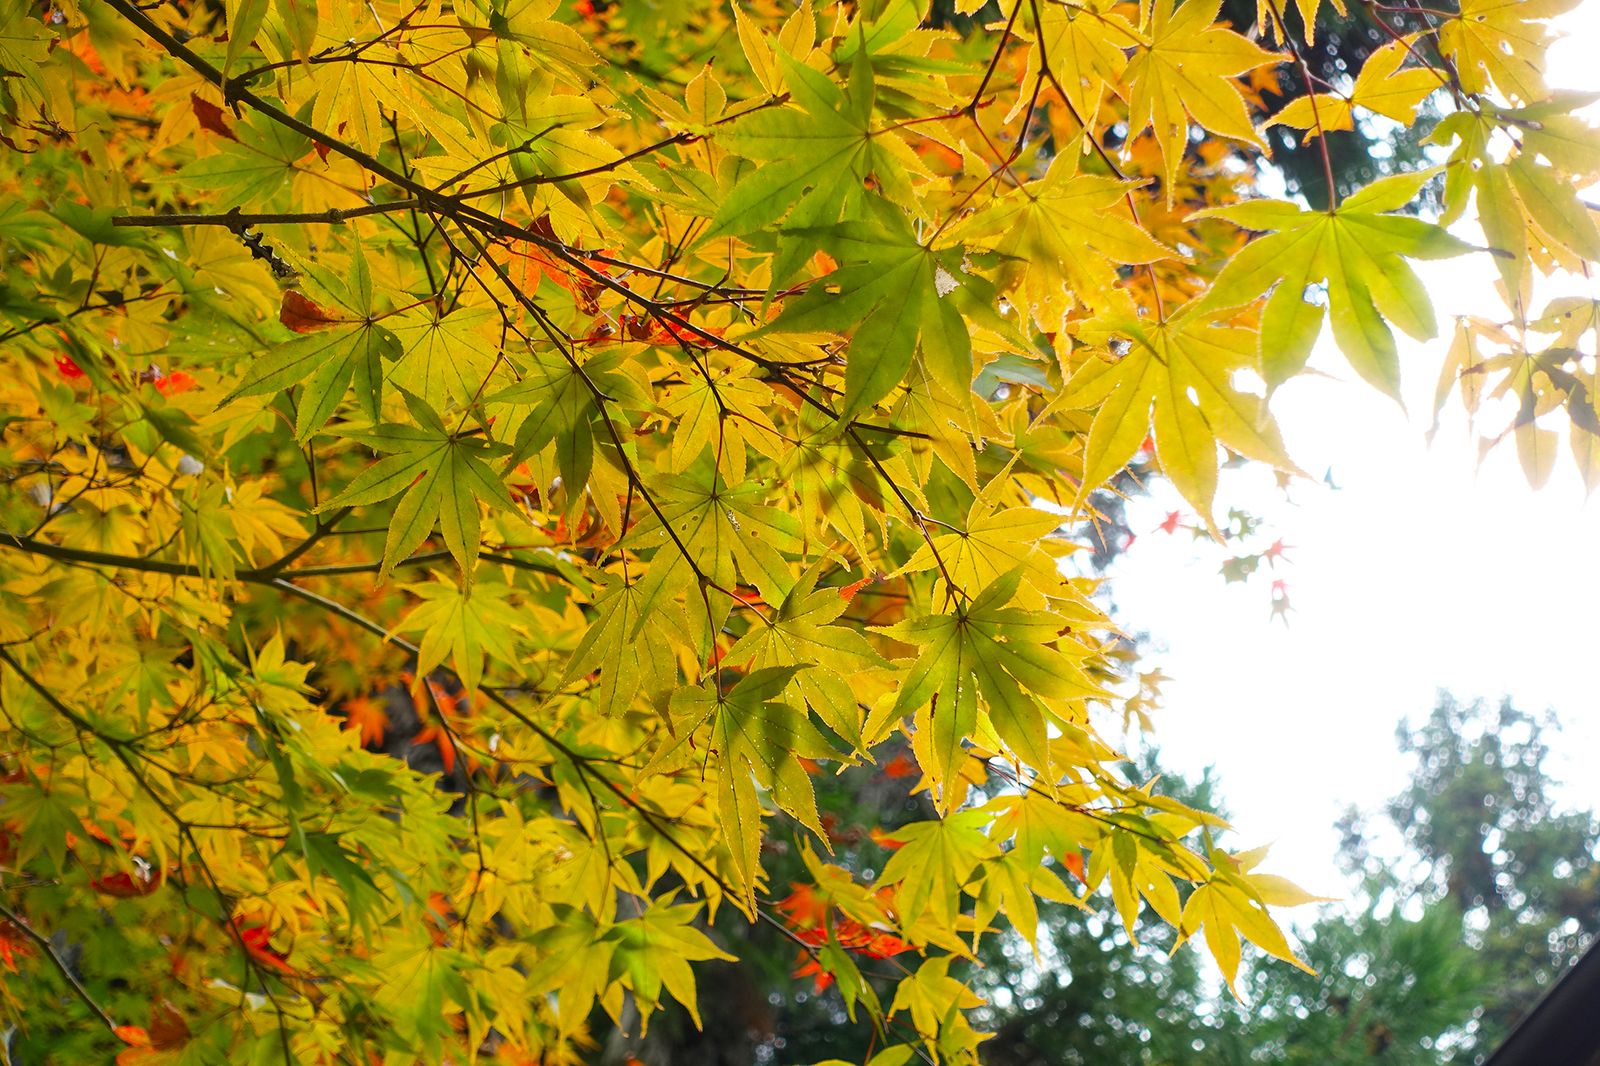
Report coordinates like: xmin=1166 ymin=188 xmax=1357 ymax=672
xmin=490 ymin=346 xmax=649 ymax=519
xmin=898 ymin=500 xmax=1073 ymax=595
xmin=707 ymin=47 xmax=909 ymax=242
xmin=607 ymin=901 xmax=735 ymax=1030
xmin=875 ymin=569 xmax=1091 ymax=803
xmin=563 ymin=570 xmax=677 ymax=718
xmin=623 ymin=468 xmax=803 ymax=652
xmin=294 ymin=830 xmax=386 ymax=932
xmin=948 ymin=165 xmax=1172 ymax=321
xmin=1195 ymin=170 xmax=1474 ymax=397
xmin=875 ymin=809 xmax=1000 ymax=929
xmin=756 ymin=199 xmax=975 ymax=418
xmin=654 ymin=666 xmax=836 ymax=902
xmin=396 ymin=574 xmax=525 ymax=694
xmin=226 ymin=241 xmax=400 ymax=440
xmin=318 ymin=393 xmax=516 ymax=577
xmin=722 ymin=560 xmax=889 ymax=750
xmin=389 ymin=304 xmax=501 ymax=410
xmin=177 ymin=104 xmax=315 ymax=210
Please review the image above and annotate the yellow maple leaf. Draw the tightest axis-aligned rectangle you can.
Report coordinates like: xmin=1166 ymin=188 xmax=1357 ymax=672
xmin=1124 ymin=0 xmax=1281 ymax=198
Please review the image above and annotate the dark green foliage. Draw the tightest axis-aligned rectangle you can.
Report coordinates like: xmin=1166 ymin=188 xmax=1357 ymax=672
xmin=1381 ymin=695 xmax=1600 ymax=1056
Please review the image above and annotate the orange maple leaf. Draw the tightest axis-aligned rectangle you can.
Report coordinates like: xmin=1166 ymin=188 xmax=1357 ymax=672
xmin=0 ymin=921 xmax=32 ymax=973
xmin=777 ymin=883 xmax=832 ymax=931
xmin=838 ymin=573 xmax=875 ymax=602
xmin=341 ymin=696 xmax=390 ymax=748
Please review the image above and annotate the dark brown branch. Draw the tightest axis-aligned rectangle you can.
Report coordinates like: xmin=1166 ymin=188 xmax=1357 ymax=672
xmin=111 ymin=202 xmax=422 ymax=228
xmin=0 ymin=532 xmax=571 ymax=584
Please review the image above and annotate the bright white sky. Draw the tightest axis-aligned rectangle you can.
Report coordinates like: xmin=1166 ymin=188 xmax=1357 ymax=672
xmin=1098 ymin=10 xmax=1600 ymax=900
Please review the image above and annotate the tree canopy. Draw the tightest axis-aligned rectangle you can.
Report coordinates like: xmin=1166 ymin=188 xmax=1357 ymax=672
xmin=1 ymin=0 xmax=1596 ymax=1063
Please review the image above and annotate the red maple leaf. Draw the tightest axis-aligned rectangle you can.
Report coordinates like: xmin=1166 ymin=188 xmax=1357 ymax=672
xmin=278 ymin=291 xmax=344 ymax=333
xmin=793 ymin=955 xmax=835 ymax=991
xmin=232 ymin=920 xmax=294 ymax=974
xmin=91 ymin=864 xmax=163 ymax=898
xmin=190 ymin=93 xmax=235 ymax=140
xmin=147 ymin=1000 xmax=190 ymax=1050
xmin=114 ymin=1000 xmax=189 ymax=1065
xmin=777 ymin=883 xmax=831 ymax=931
xmin=860 ymin=931 xmax=914 ymax=959
xmin=882 ymin=751 xmax=919 ymax=779
xmin=0 ymin=920 xmax=32 ymax=972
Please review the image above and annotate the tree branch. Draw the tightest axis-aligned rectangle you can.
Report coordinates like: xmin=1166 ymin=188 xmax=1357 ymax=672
xmin=111 ymin=203 xmax=422 ymax=228
xmin=0 ymin=899 xmax=121 ymax=1037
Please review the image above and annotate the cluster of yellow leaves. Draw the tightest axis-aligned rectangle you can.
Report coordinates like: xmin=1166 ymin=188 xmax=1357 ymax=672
xmin=0 ymin=0 xmax=1594 ymax=1063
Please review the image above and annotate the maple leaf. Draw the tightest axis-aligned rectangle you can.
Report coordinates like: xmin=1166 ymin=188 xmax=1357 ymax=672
xmin=875 ymin=569 xmax=1098 ymax=804
xmin=708 ymin=49 xmax=911 ymax=241
xmin=1194 ymin=170 xmax=1475 ymax=396
xmin=1174 ymin=871 xmax=1318 ymax=998
xmin=225 ymin=246 xmax=401 ymax=440
xmin=622 ymin=468 xmax=804 ymax=650
xmin=490 ymin=345 xmax=650 ymax=522
xmin=1124 ymin=0 xmax=1280 ymax=196
xmin=1264 ymin=37 xmax=1442 ymax=136
xmin=608 ymin=902 xmax=735 ymax=1031
xmin=876 ymin=809 xmax=999 ymax=933
xmin=388 ymin=304 xmax=502 ymax=410
xmin=177 ymin=107 xmax=313 ymax=209
xmin=778 ymin=882 xmax=835 ymax=931
xmin=1438 ymin=0 xmax=1578 ymax=104
xmin=1010 ymin=0 xmax=1141 ymax=123
xmin=888 ymin=956 xmax=987 ymax=1058
xmin=655 ymin=667 xmax=838 ymax=903
xmin=1065 ymin=300 xmax=1299 ymax=518
xmin=340 ymin=695 xmax=390 ymax=748
xmin=232 ymin=920 xmax=295 ymax=975
xmin=396 ymin=574 xmax=525 ymax=694
xmin=722 ymin=560 xmax=889 ymax=749
xmin=756 ymin=197 xmax=974 ymax=418
xmin=949 ymin=162 xmax=1171 ymax=328
xmin=562 ymin=570 xmax=677 ymax=718
xmin=91 ymin=862 xmax=163 ymax=898
xmin=0 ymin=921 xmax=31 ymax=973
xmin=317 ymin=393 xmax=517 ymax=577
xmin=897 ymin=499 xmax=1073 ymax=599
xmin=279 ymin=290 xmax=343 ymax=333
xmin=658 ymin=359 xmax=779 ymax=485
xmin=882 ymin=751 xmax=919 ymax=779
xmin=1255 ymin=0 xmax=1347 ymax=45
